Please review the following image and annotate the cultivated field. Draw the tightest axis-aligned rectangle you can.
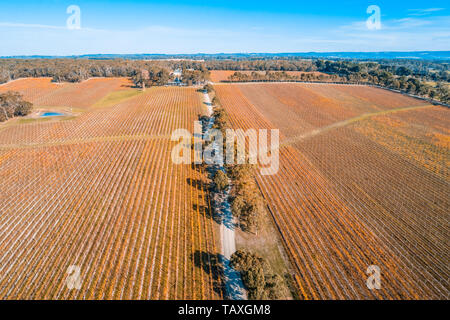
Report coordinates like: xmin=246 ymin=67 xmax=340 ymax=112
xmin=1 ymin=78 xmax=448 ymax=300
xmin=214 ymin=82 xmax=449 ymax=299
xmin=209 ymin=70 xmax=328 ymax=82
xmin=0 ymin=77 xmax=132 ymax=109
xmin=0 ymin=80 xmax=222 ymax=299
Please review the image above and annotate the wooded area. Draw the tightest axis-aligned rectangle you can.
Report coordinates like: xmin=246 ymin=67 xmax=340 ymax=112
xmin=0 ymin=91 xmax=33 ymax=122
xmin=1 ymin=57 xmax=448 ymax=103
xmin=207 ymin=59 xmax=449 ymax=103
xmin=0 ymin=59 xmax=209 ymax=86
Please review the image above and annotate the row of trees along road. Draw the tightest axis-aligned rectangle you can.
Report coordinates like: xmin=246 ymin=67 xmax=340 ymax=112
xmin=207 ymin=84 xmax=286 ymax=301
xmin=209 ymin=91 xmax=266 ymax=235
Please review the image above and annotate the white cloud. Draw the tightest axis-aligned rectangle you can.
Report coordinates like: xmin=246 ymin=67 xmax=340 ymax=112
xmin=408 ymin=8 xmax=445 ymax=16
xmin=0 ymin=22 xmax=65 ymax=29
xmin=391 ymin=17 xmax=432 ymax=29
xmin=324 ymin=13 xmax=450 ymax=52
xmin=0 ymin=10 xmax=449 ymax=54
xmin=0 ymin=22 xmax=108 ymax=32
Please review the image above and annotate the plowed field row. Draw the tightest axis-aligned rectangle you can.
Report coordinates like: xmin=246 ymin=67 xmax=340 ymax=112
xmin=214 ymin=83 xmax=449 ymax=299
xmin=0 ymin=85 xmax=222 ymax=299
xmin=0 ymin=77 xmax=131 ymax=109
xmin=0 ymin=86 xmax=200 ymax=146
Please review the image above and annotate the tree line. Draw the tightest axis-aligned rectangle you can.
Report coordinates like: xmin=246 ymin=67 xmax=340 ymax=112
xmin=205 ymin=59 xmax=315 ymax=72
xmin=205 ymin=85 xmax=291 ymax=300
xmin=1 ymin=58 xmax=447 ymax=102
xmin=0 ymin=59 xmax=175 ymax=84
xmin=130 ymin=67 xmax=171 ymax=88
xmin=209 ymin=90 xmax=265 ymax=234
xmin=314 ymin=60 xmax=449 ymax=104
xmin=0 ymin=58 xmax=212 ymax=87
xmin=181 ymin=67 xmax=209 ymax=86
xmin=205 ymin=57 xmax=449 ymax=82
xmin=205 ymin=58 xmax=449 ymax=104
xmin=0 ymin=92 xmax=33 ymax=122
xmin=226 ymin=71 xmax=335 ymax=82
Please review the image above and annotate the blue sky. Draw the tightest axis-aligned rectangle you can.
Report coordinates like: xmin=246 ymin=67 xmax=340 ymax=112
xmin=0 ymin=0 xmax=449 ymax=55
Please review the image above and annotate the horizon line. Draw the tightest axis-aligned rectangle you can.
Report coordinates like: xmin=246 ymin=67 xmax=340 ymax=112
xmin=1 ymin=50 xmax=450 ymax=58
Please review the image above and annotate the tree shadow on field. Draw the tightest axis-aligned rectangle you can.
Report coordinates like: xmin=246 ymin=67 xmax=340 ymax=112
xmin=120 ymin=83 xmax=134 ymax=88
xmin=198 ymin=114 xmax=210 ymax=131
xmin=186 ymin=177 xmax=205 ymax=191
xmin=192 ymin=201 xmax=222 ymax=225
xmin=192 ymin=250 xmax=225 ymax=297
xmin=190 ymin=163 xmax=208 ymax=174
xmin=187 ymin=168 xmax=222 ymax=225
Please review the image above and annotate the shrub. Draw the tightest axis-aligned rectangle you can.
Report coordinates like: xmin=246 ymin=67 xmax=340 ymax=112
xmin=0 ymin=91 xmax=33 ymax=122
xmin=203 ymin=83 xmax=214 ymax=93
xmin=214 ymin=170 xmax=229 ymax=192
xmin=227 ymin=163 xmax=264 ymax=233
xmin=230 ymin=250 xmax=283 ymax=300
xmin=231 ymin=195 xmax=246 ymax=218
xmin=211 ymin=96 xmax=221 ymax=107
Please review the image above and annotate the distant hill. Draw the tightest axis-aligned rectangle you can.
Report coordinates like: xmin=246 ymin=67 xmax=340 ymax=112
xmin=2 ymin=51 xmax=450 ymax=61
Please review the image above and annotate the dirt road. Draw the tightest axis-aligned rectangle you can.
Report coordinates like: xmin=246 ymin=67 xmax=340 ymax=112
xmin=203 ymin=91 xmax=246 ymax=300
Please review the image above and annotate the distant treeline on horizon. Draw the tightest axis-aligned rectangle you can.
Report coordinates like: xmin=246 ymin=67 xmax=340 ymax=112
xmin=2 ymin=51 xmax=450 ymax=61
xmin=0 ymin=53 xmax=448 ymax=104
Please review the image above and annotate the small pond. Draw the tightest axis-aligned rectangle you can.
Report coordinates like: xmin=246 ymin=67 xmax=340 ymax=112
xmin=41 ymin=112 xmax=64 ymax=117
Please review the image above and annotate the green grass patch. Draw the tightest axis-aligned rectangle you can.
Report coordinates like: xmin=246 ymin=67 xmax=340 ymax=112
xmin=93 ymin=89 xmax=142 ymax=108
xmin=15 ymin=117 xmax=53 ymax=124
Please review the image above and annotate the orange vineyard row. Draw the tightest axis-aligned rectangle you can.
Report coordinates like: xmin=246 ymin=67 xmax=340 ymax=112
xmin=0 ymin=84 xmax=222 ymax=299
xmin=214 ymin=82 xmax=449 ymax=299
